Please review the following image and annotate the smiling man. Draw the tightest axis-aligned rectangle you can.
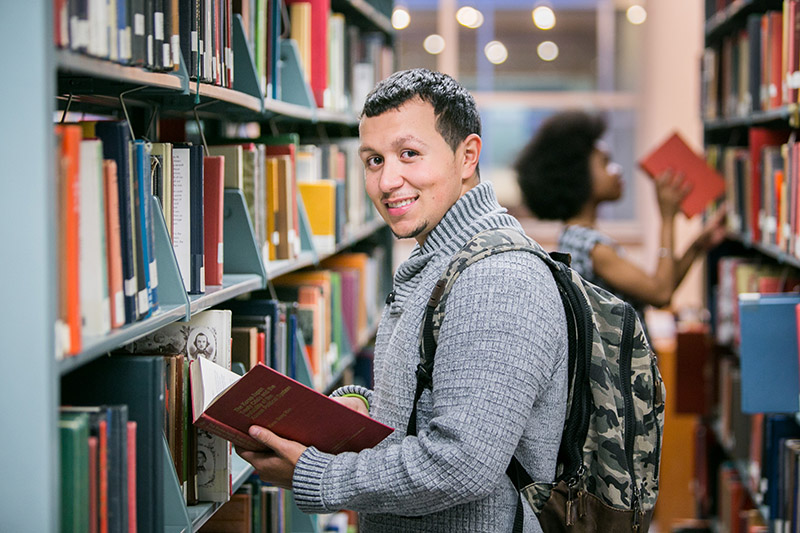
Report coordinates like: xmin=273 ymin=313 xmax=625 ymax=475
xmin=237 ymin=68 xmax=569 ymax=532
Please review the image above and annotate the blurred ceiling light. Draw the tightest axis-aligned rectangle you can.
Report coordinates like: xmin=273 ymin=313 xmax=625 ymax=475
xmin=423 ymin=34 xmax=446 ymax=55
xmin=456 ymin=6 xmax=484 ymax=29
xmin=484 ymin=41 xmax=508 ymax=64
xmin=532 ymin=6 xmax=556 ymax=30
xmin=392 ymin=7 xmax=411 ymax=30
xmin=626 ymin=5 xmax=647 ymax=25
xmin=537 ymin=40 xmax=559 ymax=61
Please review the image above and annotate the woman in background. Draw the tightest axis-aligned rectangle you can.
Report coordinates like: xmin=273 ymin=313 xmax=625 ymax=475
xmin=514 ymin=110 xmax=726 ymax=320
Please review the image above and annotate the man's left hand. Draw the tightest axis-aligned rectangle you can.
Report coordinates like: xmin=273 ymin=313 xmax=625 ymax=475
xmin=236 ymin=426 xmax=308 ymax=489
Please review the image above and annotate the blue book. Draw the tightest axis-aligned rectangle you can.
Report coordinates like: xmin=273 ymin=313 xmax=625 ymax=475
xmin=761 ymin=415 xmax=800 ymax=523
xmin=738 ymin=292 xmax=800 ymax=413
xmin=116 ymin=0 xmax=129 ymax=64
xmin=133 ymin=141 xmax=154 ymax=317
xmin=94 ymin=121 xmax=137 ymax=323
xmin=189 ymin=144 xmax=205 ymax=294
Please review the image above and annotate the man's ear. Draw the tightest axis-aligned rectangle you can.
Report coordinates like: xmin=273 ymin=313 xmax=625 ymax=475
xmin=460 ymin=133 xmax=482 ymax=180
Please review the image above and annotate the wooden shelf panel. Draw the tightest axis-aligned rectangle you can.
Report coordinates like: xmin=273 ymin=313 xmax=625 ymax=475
xmin=264 ymin=98 xmax=316 ymax=121
xmin=192 ymin=82 xmax=263 ymax=113
xmin=57 ymin=49 xmax=185 ymax=92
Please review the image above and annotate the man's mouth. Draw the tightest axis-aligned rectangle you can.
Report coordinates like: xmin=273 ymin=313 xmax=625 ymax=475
xmin=386 ymin=198 xmax=416 ymax=209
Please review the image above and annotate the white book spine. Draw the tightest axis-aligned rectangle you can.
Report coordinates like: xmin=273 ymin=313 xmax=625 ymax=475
xmin=172 ymin=147 xmax=192 ymax=292
xmin=79 ymin=140 xmax=112 ymax=338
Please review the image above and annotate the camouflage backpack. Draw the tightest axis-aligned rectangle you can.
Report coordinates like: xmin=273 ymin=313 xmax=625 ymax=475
xmin=406 ymin=228 xmax=666 ymax=532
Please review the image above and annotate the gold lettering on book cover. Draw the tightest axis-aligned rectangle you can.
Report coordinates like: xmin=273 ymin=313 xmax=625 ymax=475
xmin=233 ymin=384 xmax=292 ymax=419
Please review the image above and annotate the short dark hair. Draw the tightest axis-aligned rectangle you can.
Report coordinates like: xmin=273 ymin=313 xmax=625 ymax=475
xmin=361 ymin=68 xmax=481 ymax=153
xmin=514 ymin=110 xmax=607 ymax=220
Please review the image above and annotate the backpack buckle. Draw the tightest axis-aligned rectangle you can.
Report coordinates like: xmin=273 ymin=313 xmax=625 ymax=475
xmin=416 ymin=363 xmax=433 ymax=389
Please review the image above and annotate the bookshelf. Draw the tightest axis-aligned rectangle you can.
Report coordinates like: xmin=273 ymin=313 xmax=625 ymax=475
xmin=0 ymin=0 xmax=395 ymax=530
xmin=698 ymin=1 xmax=800 ymax=531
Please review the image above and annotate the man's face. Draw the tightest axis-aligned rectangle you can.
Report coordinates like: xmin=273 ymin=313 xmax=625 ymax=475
xmin=358 ymin=98 xmax=479 ymax=245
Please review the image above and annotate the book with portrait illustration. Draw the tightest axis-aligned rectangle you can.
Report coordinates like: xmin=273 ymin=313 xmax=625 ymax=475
xmin=125 ymin=309 xmax=233 ymax=503
xmin=190 ymin=356 xmax=394 ymax=453
xmin=638 ymin=131 xmax=726 ymax=218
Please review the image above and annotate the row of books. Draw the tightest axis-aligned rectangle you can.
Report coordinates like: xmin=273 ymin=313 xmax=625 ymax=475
xmin=285 ymin=0 xmax=394 ymax=112
xmin=54 ymin=119 xmax=244 ymax=358
xmin=694 ymin=412 xmax=800 ymax=533
xmin=54 ymin=117 xmax=384 ymax=359
xmin=61 ymin=355 xmax=169 ymax=531
xmin=197 ymin=476 xmax=286 ymax=533
xmin=54 ymin=0 xmax=238 ymax=86
xmin=57 ymin=250 xmax=386 ymax=528
xmin=194 ymin=130 xmax=377 ymax=261
xmin=222 ymin=249 xmax=386 ymax=390
xmin=714 ymin=255 xmax=800 ymax=347
xmin=707 ymin=127 xmax=800 ymax=254
xmin=55 ymin=122 xmax=162 ymax=357
xmin=198 ymin=475 xmax=357 ymax=533
xmin=54 ymin=0 xmax=396 ymax=115
xmin=59 ymin=406 xmax=137 ymax=533
xmin=701 ymin=2 xmax=800 ymax=121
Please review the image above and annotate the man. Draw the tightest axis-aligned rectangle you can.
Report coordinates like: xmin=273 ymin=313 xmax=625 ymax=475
xmin=237 ymin=68 xmax=568 ymax=532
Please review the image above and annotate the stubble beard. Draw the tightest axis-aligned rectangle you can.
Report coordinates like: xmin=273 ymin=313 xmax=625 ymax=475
xmin=390 ymin=220 xmax=429 ymax=241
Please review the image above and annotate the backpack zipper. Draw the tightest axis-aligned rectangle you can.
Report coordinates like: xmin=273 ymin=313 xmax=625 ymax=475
xmin=651 ymin=356 xmax=662 ymax=484
xmin=619 ymin=304 xmax=640 ymax=516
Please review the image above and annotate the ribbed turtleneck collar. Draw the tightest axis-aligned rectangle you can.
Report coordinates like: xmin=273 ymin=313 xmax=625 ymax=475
xmin=393 ymin=182 xmax=521 ymax=291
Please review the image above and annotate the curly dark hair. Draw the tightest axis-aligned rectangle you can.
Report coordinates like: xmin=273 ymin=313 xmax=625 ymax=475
xmin=514 ymin=110 xmax=607 ymax=220
xmin=361 ymin=68 xmax=481 ymax=154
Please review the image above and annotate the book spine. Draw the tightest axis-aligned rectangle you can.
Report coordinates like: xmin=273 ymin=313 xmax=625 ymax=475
xmin=190 ymin=145 xmax=205 ymax=294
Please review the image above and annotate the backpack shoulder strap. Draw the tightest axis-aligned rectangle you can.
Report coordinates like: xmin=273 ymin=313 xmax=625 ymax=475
xmin=407 ymin=228 xmax=560 ymax=437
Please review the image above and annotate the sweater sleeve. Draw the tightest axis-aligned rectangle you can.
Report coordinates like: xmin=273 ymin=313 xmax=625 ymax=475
xmin=330 ymin=384 xmax=374 ymax=411
xmin=292 ymin=251 xmax=567 ymax=516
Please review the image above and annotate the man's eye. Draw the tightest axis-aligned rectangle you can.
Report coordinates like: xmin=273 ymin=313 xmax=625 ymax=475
xmin=400 ymin=150 xmax=418 ymax=158
xmin=366 ymin=156 xmax=383 ymax=167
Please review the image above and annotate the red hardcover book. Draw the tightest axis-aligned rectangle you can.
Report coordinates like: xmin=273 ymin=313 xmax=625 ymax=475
xmin=638 ymin=131 xmax=727 ymax=218
xmin=127 ymin=421 xmax=137 ymax=533
xmin=286 ymin=0 xmax=329 ymax=107
xmin=768 ymin=11 xmax=784 ymax=109
xmin=203 ymin=155 xmax=225 ymax=286
xmin=257 ymin=331 xmax=266 ymax=366
xmin=189 ymin=357 xmax=393 ymax=452
xmin=103 ymin=160 xmax=125 ymax=329
xmin=88 ymin=436 xmax=98 ymax=533
xmin=749 ymin=128 xmax=791 ymax=242
xmin=55 ymin=124 xmax=82 ymax=355
xmin=98 ymin=418 xmax=109 ymax=533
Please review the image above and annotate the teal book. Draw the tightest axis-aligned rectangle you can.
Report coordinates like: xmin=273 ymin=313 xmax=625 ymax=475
xmin=59 ymin=411 xmax=90 ymax=533
xmin=738 ymin=293 xmax=800 ymax=413
xmin=62 ymin=355 xmax=166 ymax=532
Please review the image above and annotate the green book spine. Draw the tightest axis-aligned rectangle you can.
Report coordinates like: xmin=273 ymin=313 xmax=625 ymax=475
xmin=60 ymin=412 xmax=90 ymax=533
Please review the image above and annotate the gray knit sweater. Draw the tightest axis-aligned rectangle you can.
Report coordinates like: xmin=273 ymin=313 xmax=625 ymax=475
xmin=293 ymin=183 xmax=568 ymax=532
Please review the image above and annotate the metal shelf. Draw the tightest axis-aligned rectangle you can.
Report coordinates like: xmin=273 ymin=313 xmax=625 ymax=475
xmin=59 ymin=303 xmax=189 ymax=376
xmin=188 ymin=274 xmax=265 ymax=315
xmin=56 ymin=49 xmax=186 ymax=92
